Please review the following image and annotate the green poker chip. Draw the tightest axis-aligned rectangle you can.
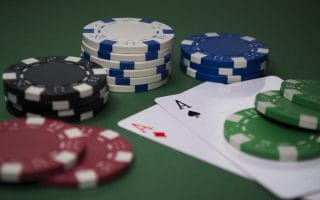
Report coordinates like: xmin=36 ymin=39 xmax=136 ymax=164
xmin=255 ymin=90 xmax=320 ymax=131
xmin=280 ymin=79 xmax=320 ymax=111
xmin=224 ymin=108 xmax=320 ymax=162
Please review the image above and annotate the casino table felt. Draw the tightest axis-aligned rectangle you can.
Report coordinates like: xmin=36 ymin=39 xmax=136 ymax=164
xmin=0 ymin=0 xmax=320 ymax=199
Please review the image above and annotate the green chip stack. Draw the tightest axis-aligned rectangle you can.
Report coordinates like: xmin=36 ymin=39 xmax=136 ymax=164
xmin=223 ymin=79 xmax=320 ymax=162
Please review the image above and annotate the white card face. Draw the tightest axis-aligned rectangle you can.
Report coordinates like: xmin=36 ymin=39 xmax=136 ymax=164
xmin=304 ymin=192 xmax=320 ymax=200
xmin=155 ymin=76 xmax=320 ymax=199
xmin=118 ymin=105 xmax=250 ymax=179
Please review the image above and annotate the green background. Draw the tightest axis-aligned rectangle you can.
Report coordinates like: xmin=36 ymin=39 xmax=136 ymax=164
xmin=0 ymin=0 xmax=319 ymax=199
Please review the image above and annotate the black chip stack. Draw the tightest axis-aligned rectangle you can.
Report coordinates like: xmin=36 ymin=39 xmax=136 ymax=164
xmin=2 ymin=56 xmax=109 ymax=121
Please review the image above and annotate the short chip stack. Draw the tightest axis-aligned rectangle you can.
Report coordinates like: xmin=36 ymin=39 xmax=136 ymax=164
xmin=2 ymin=56 xmax=109 ymax=121
xmin=80 ymin=18 xmax=175 ymax=92
xmin=224 ymin=79 xmax=320 ymax=162
xmin=180 ymin=32 xmax=269 ymax=84
xmin=0 ymin=117 xmax=134 ymax=189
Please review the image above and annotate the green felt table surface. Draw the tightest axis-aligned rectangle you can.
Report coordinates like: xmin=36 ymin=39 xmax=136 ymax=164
xmin=0 ymin=0 xmax=319 ymax=199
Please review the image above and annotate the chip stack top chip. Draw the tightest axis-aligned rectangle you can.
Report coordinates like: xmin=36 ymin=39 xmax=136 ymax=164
xmin=82 ymin=18 xmax=175 ymax=54
xmin=81 ymin=18 xmax=175 ymax=93
xmin=179 ymin=32 xmax=269 ymax=84
xmin=2 ymin=56 xmax=110 ymax=121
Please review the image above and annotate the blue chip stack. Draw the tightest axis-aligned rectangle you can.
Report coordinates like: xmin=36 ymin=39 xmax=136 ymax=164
xmin=80 ymin=18 xmax=175 ymax=92
xmin=180 ymin=32 xmax=269 ymax=84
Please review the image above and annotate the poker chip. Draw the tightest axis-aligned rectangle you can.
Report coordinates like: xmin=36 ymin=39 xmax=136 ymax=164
xmin=2 ymin=56 xmax=107 ymax=102
xmin=179 ymin=32 xmax=268 ymax=83
xmin=107 ymin=70 xmax=170 ymax=85
xmin=81 ymin=18 xmax=174 ymax=92
xmin=181 ymin=56 xmax=267 ymax=76
xmin=224 ymin=108 xmax=320 ymax=162
xmin=0 ymin=118 xmax=86 ymax=182
xmin=2 ymin=56 xmax=110 ymax=121
xmin=181 ymin=32 xmax=269 ymax=68
xmin=180 ymin=62 xmax=264 ymax=84
xmin=82 ymin=40 xmax=172 ymax=62
xmin=108 ymin=78 xmax=168 ymax=92
xmin=82 ymin=18 xmax=175 ymax=54
xmin=280 ymin=79 xmax=320 ymax=111
xmin=5 ymin=86 xmax=108 ymax=111
xmin=6 ymin=90 xmax=108 ymax=116
xmin=42 ymin=126 xmax=134 ymax=189
xmin=6 ymin=97 xmax=108 ymax=122
xmin=81 ymin=50 xmax=172 ymax=70
xmin=255 ymin=91 xmax=320 ymax=130
xmin=80 ymin=18 xmax=174 ymax=92
xmin=104 ymin=61 xmax=172 ymax=78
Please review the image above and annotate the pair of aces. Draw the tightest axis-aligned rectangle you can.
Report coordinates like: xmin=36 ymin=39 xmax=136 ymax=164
xmin=119 ymin=76 xmax=320 ymax=200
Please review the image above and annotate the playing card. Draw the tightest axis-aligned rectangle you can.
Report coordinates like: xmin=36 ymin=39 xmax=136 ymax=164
xmin=304 ymin=192 xmax=320 ymax=200
xmin=155 ymin=76 xmax=320 ymax=199
xmin=118 ymin=105 xmax=250 ymax=179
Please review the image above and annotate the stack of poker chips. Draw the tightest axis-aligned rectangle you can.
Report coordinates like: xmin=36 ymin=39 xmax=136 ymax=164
xmin=180 ymin=32 xmax=269 ymax=84
xmin=0 ymin=118 xmax=134 ymax=189
xmin=80 ymin=18 xmax=175 ymax=92
xmin=224 ymin=79 xmax=320 ymax=162
xmin=2 ymin=56 xmax=109 ymax=122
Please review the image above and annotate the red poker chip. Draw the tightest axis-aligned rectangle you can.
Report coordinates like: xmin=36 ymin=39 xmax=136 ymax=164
xmin=42 ymin=125 xmax=134 ymax=189
xmin=0 ymin=117 xmax=86 ymax=183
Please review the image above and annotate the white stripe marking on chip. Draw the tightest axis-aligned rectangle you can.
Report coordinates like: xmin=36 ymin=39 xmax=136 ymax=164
xmin=53 ymin=151 xmax=77 ymax=170
xmin=73 ymin=83 xmax=93 ymax=98
xmin=100 ymin=130 xmax=119 ymax=140
xmin=205 ymin=32 xmax=219 ymax=37
xmin=299 ymin=114 xmax=318 ymax=130
xmin=229 ymin=133 xmax=251 ymax=150
xmin=257 ymin=101 xmax=276 ymax=114
xmin=2 ymin=73 xmax=17 ymax=80
xmin=75 ymin=170 xmax=98 ymax=189
xmin=115 ymin=151 xmax=134 ymax=162
xmin=1 ymin=162 xmax=23 ymax=182
xmin=286 ymin=79 xmax=300 ymax=84
xmin=181 ymin=40 xmax=193 ymax=46
xmin=283 ymin=89 xmax=302 ymax=101
xmin=65 ymin=56 xmax=81 ymax=62
xmin=22 ymin=58 xmax=39 ymax=65
xmin=25 ymin=86 xmax=44 ymax=102
xmin=241 ymin=36 xmax=255 ymax=41
xmin=278 ymin=146 xmax=297 ymax=161
xmin=191 ymin=52 xmax=207 ymax=64
xmin=231 ymin=57 xmax=247 ymax=68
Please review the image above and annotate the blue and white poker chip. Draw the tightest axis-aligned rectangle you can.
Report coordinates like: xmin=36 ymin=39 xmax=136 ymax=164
xmin=180 ymin=62 xmax=264 ymax=84
xmin=181 ymin=56 xmax=267 ymax=76
xmin=181 ymin=32 xmax=269 ymax=68
xmin=105 ymin=61 xmax=172 ymax=78
xmin=81 ymin=50 xmax=171 ymax=70
xmin=82 ymin=41 xmax=172 ymax=62
xmin=108 ymin=78 xmax=169 ymax=92
xmin=82 ymin=18 xmax=175 ymax=54
xmin=107 ymin=70 xmax=170 ymax=85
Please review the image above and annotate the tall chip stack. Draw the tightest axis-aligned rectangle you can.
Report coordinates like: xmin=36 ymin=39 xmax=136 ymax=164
xmin=180 ymin=32 xmax=269 ymax=84
xmin=81 ymin=18 xmax=175 ymax=92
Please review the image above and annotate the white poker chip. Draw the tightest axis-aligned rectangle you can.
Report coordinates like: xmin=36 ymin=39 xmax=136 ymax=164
xmin=81 ymin=40 xmax=172 ymax=62
xmin=82 ymin=18 xmax=175 ymax=54
xmin=107 ymin=69 xmax=171 ymax=85
xmin=104 ymin=61 xmax=172 ymax=78
xmin=81 ymin=49 xmax=171 ymax=70
xmin=108 ymin=78 xmax=169 ymax=93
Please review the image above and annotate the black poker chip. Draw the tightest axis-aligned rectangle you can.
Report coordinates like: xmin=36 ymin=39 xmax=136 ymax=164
xmin=4 ymin=86 xmax=108 ymax=112
xmin=6 ymin=96 xmax=108 ymax=122
xmin=6 ymin=89 xmax=109 ymax=114
xmin=2 ymin=56 xmax=107 ymax=103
